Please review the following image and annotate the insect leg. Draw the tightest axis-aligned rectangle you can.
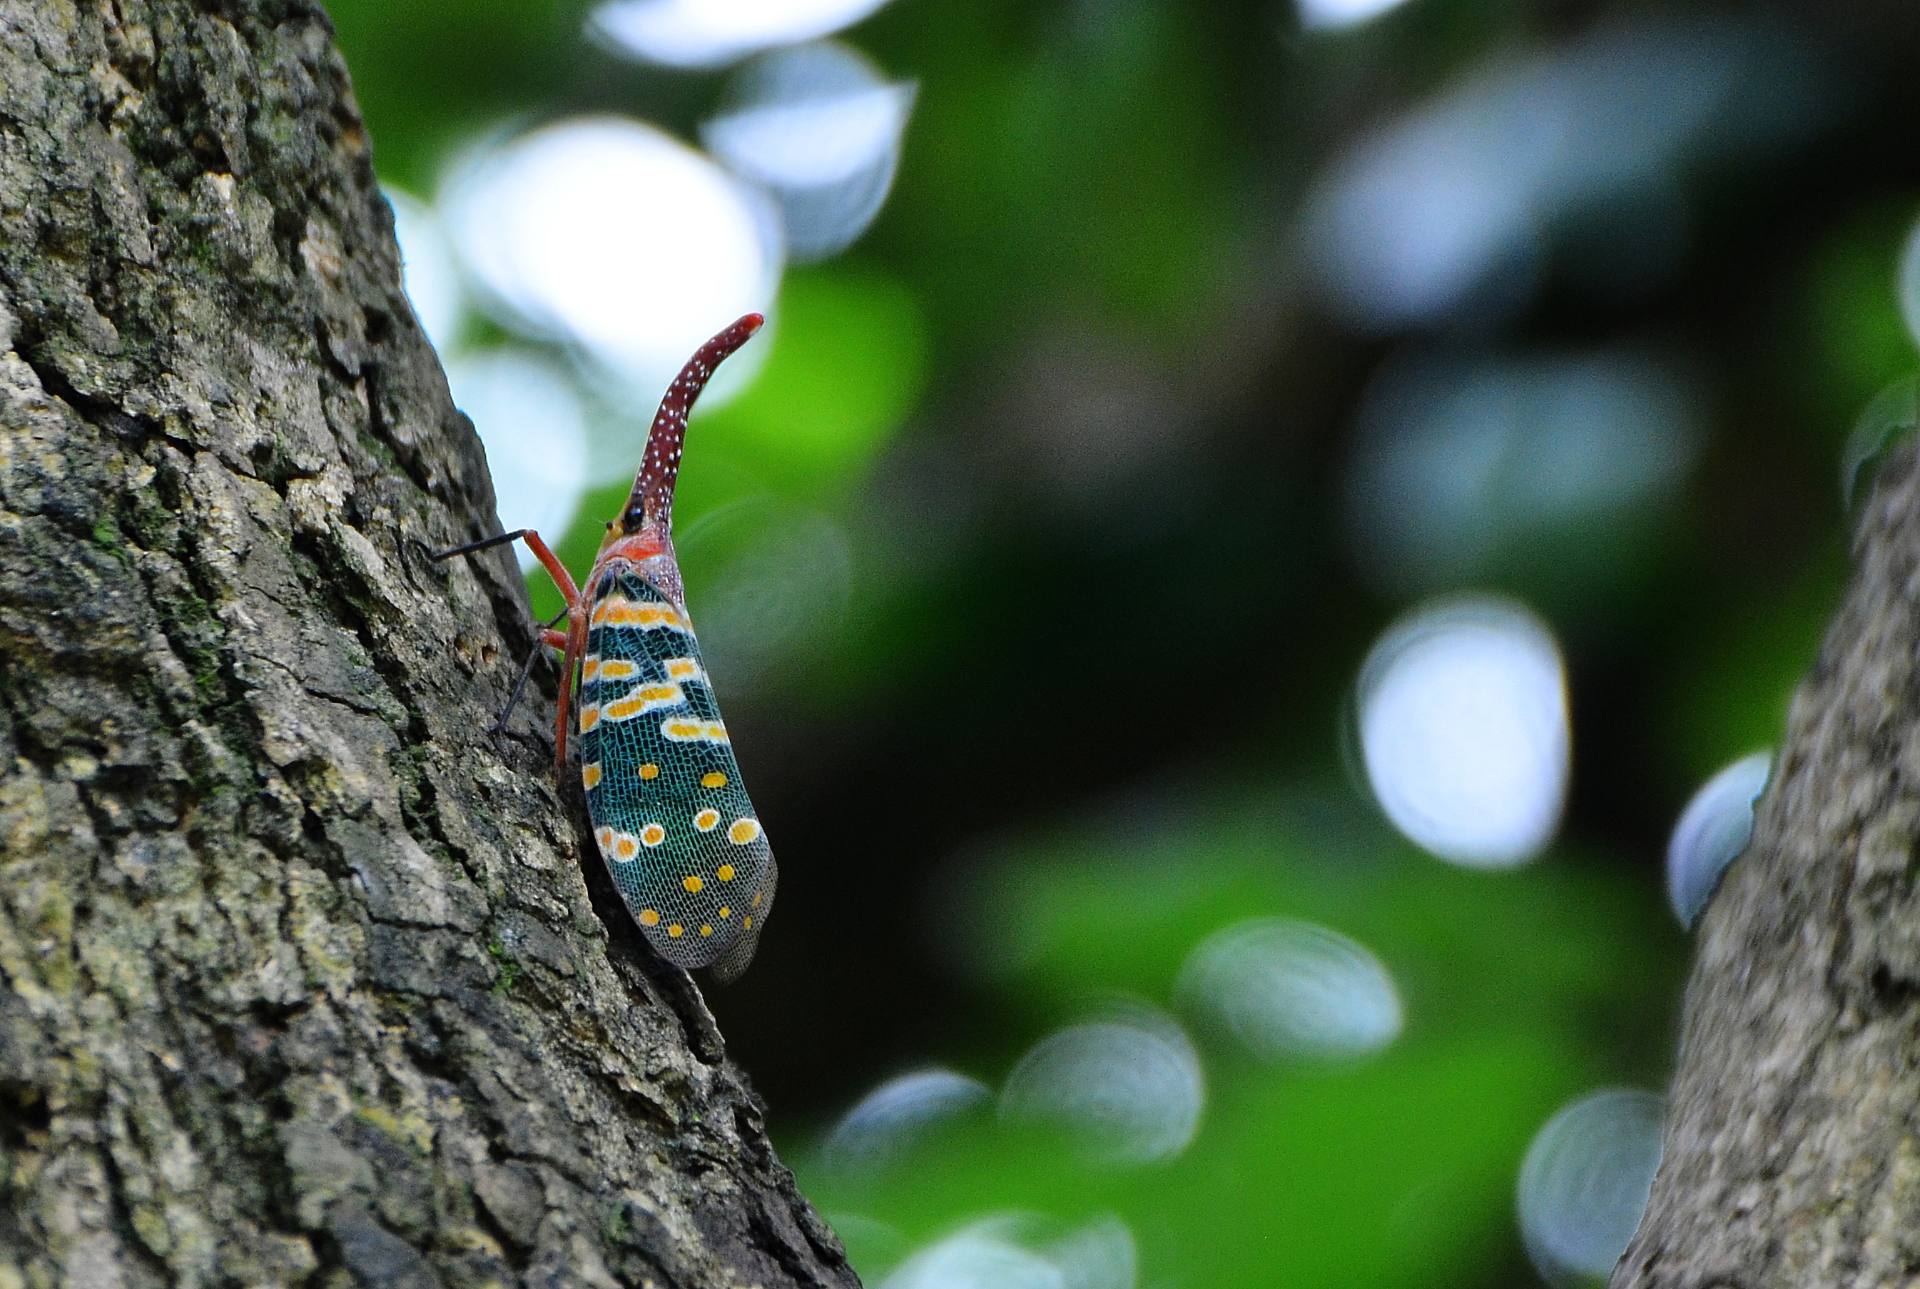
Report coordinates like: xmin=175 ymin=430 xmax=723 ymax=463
xmin=430 ymin=529 xmax=582 ymax=609
xmin=487 ymin=607 xmax=569 ymax=737
xmin=556 ymin=606 xmax=589 ymax=773
xmin=432 ymin=527 xmax=586 ymax=772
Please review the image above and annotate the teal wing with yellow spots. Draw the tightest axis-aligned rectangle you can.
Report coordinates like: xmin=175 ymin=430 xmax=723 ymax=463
xmin=576 ymin=568 xmax=776 ymax=979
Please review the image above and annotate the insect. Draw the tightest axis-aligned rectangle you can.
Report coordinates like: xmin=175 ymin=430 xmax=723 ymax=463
xmin=435 ymin=314 xmax=776 ymax=981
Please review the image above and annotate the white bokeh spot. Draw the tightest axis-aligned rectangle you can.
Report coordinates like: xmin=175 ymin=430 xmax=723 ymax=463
xmin=704 ymin=42 xmax=915 ymax=260
xmin=1297 ymin=0 xmax=1415 ymax=33
xmin=1356 ymin=595 xmax=1569 ymax=868
xmin=444 ymin=350 xmax=591 ymax=572
xmin=442 ymin=117 xmax=781 ymax=411
xmin=386 ymin=188 xmax=464 ymax=354
xmin=589 ymin=0 xmax=896 ymax=69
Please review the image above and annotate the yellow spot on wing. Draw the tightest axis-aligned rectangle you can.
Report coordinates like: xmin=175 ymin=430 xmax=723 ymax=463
xmin=682 ymin=874 xmax=703 ymax=893
xmin=612 ymin=834 xmax=639 ymax=862
xmin=701 ymin=771 xmax=728 ymax=789
xmin=716 ymin=863 xmax=735 ymax=882
xmin=639 ymin=763 xmax=660 ymax=780
xmin=579 ymin=704 xmax=601 ymax=732
xmin=694 ymin=808 xmax=720 ymax=832
xmin=597 ymin=659 xmax=639 ymax=681
xmin=582 ymin=655 xmax=601 ymax=681
xmin=727 ymin=818 xmax=761 ymax=846
xmin=582 ymin=762 xmax=602 ymax=789
xmin=664 ymin=657 xmax=703 ymax=681
xmin=700 ymin=924 xmax=713 ymax=937
xmin=639 ymin=908 xmax=659 ymax=927
xmin=640 ymin=823 xmax=666 ymax=847
xmin=667 ymin=923 xmax=684 ymax=938
xmin=719 ymin=905 xmax=731 ymax=919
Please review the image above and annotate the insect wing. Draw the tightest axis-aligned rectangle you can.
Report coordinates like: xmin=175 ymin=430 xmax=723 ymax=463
xmin=576 ymin=570 xmax=775 ymax=973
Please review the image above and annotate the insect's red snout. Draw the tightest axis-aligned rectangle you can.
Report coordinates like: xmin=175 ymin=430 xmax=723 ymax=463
xmin=597 ymin=530 xmax=667 ymax=566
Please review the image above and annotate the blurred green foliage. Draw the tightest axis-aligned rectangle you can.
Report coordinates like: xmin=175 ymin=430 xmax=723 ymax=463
xmin=804 ymin=792 xmax=1681 ymax=1287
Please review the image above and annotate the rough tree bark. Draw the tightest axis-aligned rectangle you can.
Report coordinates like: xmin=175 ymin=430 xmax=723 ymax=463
xmin=0 ymin=3 xmax=857 ymax=1285
xmin=1617 ymin=443 xmax=1920 ymax=1287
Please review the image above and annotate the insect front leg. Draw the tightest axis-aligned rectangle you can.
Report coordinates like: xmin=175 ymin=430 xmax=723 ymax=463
xmin=477 ymin=606 xmax=571 ymax=738
xmin=431 ymin=528 xmax=586 ymax=772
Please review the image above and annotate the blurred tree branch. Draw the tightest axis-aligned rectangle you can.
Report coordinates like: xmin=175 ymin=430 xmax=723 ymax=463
xmin=0 ymin=2 xmax=854 ymax=1284
xmin=1618 ymin=444 xmax=1920 ymax=1286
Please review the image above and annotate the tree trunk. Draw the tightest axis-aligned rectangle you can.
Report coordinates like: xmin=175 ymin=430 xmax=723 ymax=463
xmin=0 ymin=3 xmax=857 ymax=1285
xmin=1617 ymin=443 xmax=1920 ymax=1286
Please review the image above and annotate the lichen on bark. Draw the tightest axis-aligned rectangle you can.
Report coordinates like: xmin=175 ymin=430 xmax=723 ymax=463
xmin=0 ymin=3 xmax=855 ymax=1285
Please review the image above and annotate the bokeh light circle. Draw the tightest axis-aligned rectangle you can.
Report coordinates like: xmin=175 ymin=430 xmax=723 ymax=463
xmin=703 ymin=42 xmax=915 ymax=261
xmin=589 ymin=0 xmax=896 ymax=69
xmin=1841 ymin=375 xmax=1920 ymax=512
xmin=1355 ymin=596 xmax=1570 ymax=868
xmin=1302 ymin=20 xmax=1828 ymax=331
xmin=1666 ymin=751 xmax=1771 ymax=928
xmin=1900 ymin=208 xmax=1920 ymax=353
xmin=1343 ymin=348 xmax=1699 ymax=594
xmin=1517 ymin=1088 xmax=1664 ymax=1287
xmin=883 ymin=1226 xmax=1062 ymax=1289
xmin=385 ymin=188 xmax=464 ymax=354
xmin=442 ymin=349 xmax=591 ymax=571
xmin=998 ymin=1010 xmax=1203 ymax=1166
xmin=1176 ymin=918 xmax=1402 ymax=1062
xmin=883 ymin=1214 xmax=1135 ymax=1289
xmin=1297 ymin=0 xmax=1414 ymax=33
xmin=824 ymin=1067 xmax=991 ymax=1175
xmin=678 ymin=501 xmax=855 ymax=685
xmin=442 ymin=116 xmax=781 ymax=399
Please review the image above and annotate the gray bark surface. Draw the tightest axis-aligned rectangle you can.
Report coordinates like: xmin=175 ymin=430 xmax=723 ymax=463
xmin=0 ymin=2 xmax=856 ymax=1285
xmin=1617 ymin=445 xmax=1920 ymax=1287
